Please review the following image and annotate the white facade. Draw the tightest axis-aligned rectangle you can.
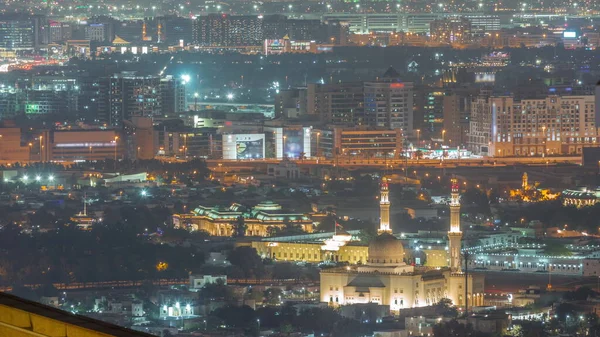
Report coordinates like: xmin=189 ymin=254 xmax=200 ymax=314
xmin=189 ymin=274 xmax=227 ymax=289
xmin=470 ymin=94 xmax=598 ymax=156
xmin=85 ymin=24 xmax=106 ymax=41
xmin=222 ymin=133 xmax=265 ymax=160
xmin=468 ymin=95 xmax=493 ymax=155
xmin=583 ymin=258 xmax=600 ymax=277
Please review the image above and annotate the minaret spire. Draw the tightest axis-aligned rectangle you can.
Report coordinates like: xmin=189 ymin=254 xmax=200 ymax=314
xmin=378 ymin=177 xmax=391 ymax=234
xmin=448 ymin=177 xmax=463 ymax=271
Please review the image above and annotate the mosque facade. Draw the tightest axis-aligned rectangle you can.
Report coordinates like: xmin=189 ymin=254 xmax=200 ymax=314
xmin=320 ymin=178 xmax=485 ymax=314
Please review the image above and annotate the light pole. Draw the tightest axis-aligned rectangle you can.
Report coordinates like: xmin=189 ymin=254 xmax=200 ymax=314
xmin=113 ymin=136 xmax=119 ymax=171
xmin=39 ymin=135 xmax=43 ymax=162
xmin=256 ymin=318 xmax=260 ymax=332
xmin=283 ymin=135 xmax=287 ymax=158
xmin=442 ymin=129 xmax=446 ymax=146
xmin=89 ymin=146 xmax=92 ymax=161
xmin=194 ymin=92 xmax=199 ymax=111
xmin=416 ymin=129 xmax=420 ymax=147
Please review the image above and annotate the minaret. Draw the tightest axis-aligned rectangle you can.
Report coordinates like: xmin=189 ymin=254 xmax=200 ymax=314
xmin=378 ymin=178 xmax=391 ymax=234
xmin=448 ymin=178 xmax=462 ymax=271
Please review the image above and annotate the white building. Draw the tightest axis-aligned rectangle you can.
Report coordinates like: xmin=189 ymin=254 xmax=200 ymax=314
xmin=319 ymin=180 xmax=484 ymax=315
xmin=469 ymin=94 xmax=598 ymax=156
xmin=85 ymin=24 xmax=106 ymax=42
xmin=583 ymin=258 xmax=600 ymax=277
xmin=189 ymin=274 xmax=227 ymax=290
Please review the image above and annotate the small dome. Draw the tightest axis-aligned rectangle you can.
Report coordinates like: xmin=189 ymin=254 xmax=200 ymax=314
xmin=368 ymin=233 xmax=404 ymax=264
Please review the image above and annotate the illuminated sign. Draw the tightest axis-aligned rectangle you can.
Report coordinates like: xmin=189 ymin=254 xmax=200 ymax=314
xmin=475 ymin=72 xmax=495 ymax=83
xmin=390 ymin=83 xmax=405 ymax=89
xmin=223 ymin=134 xmax=265 ymax=160
xmin=55 ymin=142 xmax=117 ymax=148
xmin=564 ymin=31 xmax=577 ymax=38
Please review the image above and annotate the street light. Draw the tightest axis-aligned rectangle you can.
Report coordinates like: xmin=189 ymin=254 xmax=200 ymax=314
xmin=39 ymin=135 xmax=43 ymax=162
xmin=113 ymin=136 xmax=119 ymax=172
xmin=442 ymin=129 xmax=446 ymax=145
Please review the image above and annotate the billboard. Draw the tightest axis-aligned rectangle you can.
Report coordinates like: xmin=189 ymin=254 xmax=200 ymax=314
xmin=563 ymin=31 xmax=577 ymax=38
xmin=223 ymin=134 xmax=265 ymax=160
xmin=269 ymin=127 xmax=312 ymax=159
xmin=475 ymin=72 xmax=495 ymax=83
xmin=283 ymin=129 xmax=304 ymax=158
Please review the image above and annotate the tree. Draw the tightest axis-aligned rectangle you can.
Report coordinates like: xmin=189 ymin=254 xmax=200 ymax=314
xmin=358 ymin=227 xmax=377 ymax=245
xmin=227 ymin=247 xmax=265 ymax=278
xmin=433 ymin=320 xmax=489 ymax=337
xmin=272 ymin=262 xmax=302 ymax=280
xmin=264 ymin=288 xmax=284 ymax=305
xmin=234 ymin=216 xmax=247 ymax=237
xmin=435 ymin=298 xmax=459 ymax=318
xmin=213 ymin=305 xmax=256 ymax=329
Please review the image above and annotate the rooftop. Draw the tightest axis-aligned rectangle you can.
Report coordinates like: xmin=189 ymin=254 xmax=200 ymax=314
xmin=0 ymin=292 xmax=155 ymax=337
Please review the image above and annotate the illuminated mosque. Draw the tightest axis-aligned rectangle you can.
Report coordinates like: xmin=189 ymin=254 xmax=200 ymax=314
xmin=319 ymin=179 xmax=485 ymax=314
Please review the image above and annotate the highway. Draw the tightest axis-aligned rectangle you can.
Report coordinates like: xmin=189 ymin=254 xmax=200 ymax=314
xmin=0 ymin=278 xmax=308 ymax=293
xmin=206 ymin=156 xmax=581 ymax=170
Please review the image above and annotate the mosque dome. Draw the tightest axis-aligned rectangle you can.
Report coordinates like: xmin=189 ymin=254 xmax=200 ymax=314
xmin=368 ymin=233 xmax=405 ymax=264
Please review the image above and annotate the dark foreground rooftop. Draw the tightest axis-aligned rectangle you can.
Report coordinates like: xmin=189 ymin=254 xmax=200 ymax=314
xmin=0 ymin=291 xmax=155 ymax=337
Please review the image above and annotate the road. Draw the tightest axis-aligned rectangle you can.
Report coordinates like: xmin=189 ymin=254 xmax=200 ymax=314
xmin=206 ymin=156 xmax=581 ymax=170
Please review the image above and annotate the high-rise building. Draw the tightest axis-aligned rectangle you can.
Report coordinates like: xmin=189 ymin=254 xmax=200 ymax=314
xmin=109 ymin=72 xmax=162 ymax=127
xmin=364 ymin=67 xmax=414 ymax=134
xmin=158 ymin=16 xmax=193 ymax=45
xmin=379 ymin=178 xmax=391 ymax=234
xmin=448 ymin=178 xmax=462 ymax=272
xmin=86 ymin=16 xmax=116 ymax=42
xmin=194 ymin=14 xmax=262 ymax=46
xmin=430 ymin=17 xmax=471 ymax=44
xmin=442 ymin=88 xmax=479 ymax=147
xmin=79 ymin=76 xmax=109 ymax=124
xmin=115 ymin=20 xmax=144 ymax=43
xmin=462 ymin=14 xmax=500 ymax=35
xmin=275 ymin=88 xmax=308 ymax=119
xmin=85 ymin=24 xmax=106 ymax=42
xmin=160 ymin=76 xmax=186 ymax=114
xmin=467 ymin=93 xmax=493 ymax=155
xmin=307 ymin=82 xmax=365 ymax=125
xmin=227 ymin=15 xmax=263 ymax=46
xmin=0 ymin=14 xmax=43 ymax=52
xmin=48 ymin=21 xmax=72 ymax=43
xmin=491 ymin=95 xmax=598 ymax=157
xmin=413 ymin=86 xmax=445 ymax=138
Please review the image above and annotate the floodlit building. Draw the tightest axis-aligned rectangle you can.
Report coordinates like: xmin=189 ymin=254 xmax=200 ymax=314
xmin=471 ymin=94 xmax=598 ymax=157
xmin=173 ymin=201 xmax=314 ymax=237
xmin=319 ymin=180 xmax=484 ymax=314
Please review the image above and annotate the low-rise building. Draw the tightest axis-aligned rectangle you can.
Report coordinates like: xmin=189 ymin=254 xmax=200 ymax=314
xmin=173 ymin=201 xmax=314 ymax=237
xmin=189 ymin=274 xmax=227 ymax=290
